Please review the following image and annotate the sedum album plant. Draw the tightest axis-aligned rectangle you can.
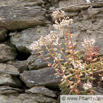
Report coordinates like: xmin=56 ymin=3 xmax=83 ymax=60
xmin=29 ymin=10 xmax=103 ymax=95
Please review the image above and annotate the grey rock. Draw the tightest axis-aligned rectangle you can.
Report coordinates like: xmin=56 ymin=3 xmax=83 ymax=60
xmin=95 ymin=38 xmax=103 ymax=55
xmin=87 ymin=7 xmax=103 ymax=18
xmin=33 ymin=49 xmax=54 ymax=68
xmin=27 ymin=54 xmax=39 ymax=70
xmin=93 ymin=87 xmax=103 ymax=95
xmin=0 ymin=86 xmax=22 ymax=94
xmin=10 ymin=25 xmax=53 ymax=53
xmin=20 ymin=67 xmax=61 ymax=88
xmin=59 ymin=1 xmax=103 ymax=12
xmin=0 ymin=73 xmax=21 ymax=87
xmin=0 ymin=0 xmax=47 ymax=31
xmin=0 ymin=28 xmax=7 ymax=42
xmin=21 ymin=0 xmax=44 ymax=5
xmin=18 ymin=93 xmax=57 ymax=103
xmin=59 ymin=0 xmax=86 ymax=7
xmin=0 ymin=44 xmax=17 ymax=62
xmin=7 ymin=60 xmax=28 ymax=73
xmin=49 ymin=7 xmax=78 ymax=21
xmin=26 ymin=86 xmax=57 ymax=97
xmin=59 ymin=0 xmax=89 ymax=12
xmin=0 ymin=63 xmax=19 ymax=75
xmin=0 ymin=93 xmax=57 ymax=103
xmin=61 ymin=4 xmax=90 ymax=12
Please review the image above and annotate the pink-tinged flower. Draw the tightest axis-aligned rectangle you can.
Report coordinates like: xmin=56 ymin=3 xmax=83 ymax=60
xmin=90 ymin=39 xmax=95 ymax=45
xmin=102 ymin=77 xmax=103 ymax=80
xmin=53 ymin=24 xmax=61 ymax=30
xmin=83 ymin=82 xmax=92 ymax=90
xmin=60 ymin=18 xmax=73 ymax=27
xmin=69 ymin=19 xmax=73 ymax=24
xmin=29 ymin=41 xmax=38 ymax=50
xmin=38 ymin=36 xmax=44 ymax=46
xmin=84 ymin=38 xmax=89 ymax=45
xmin=53 ymin=37 xmax=59 ymax=45
xmin=52 ymin=9 xmax=65 ymax=18
xmin=82 ymin=38 xmax=96 ymax=48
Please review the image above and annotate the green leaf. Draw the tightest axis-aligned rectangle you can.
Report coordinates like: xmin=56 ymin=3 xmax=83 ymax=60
xmin=47 ymin=53 xmax=50 ymax=55
xmin=81 ymin=78 xmax=87 ymax=80
xmin=89 ymin=77 xmax=96 ymax=80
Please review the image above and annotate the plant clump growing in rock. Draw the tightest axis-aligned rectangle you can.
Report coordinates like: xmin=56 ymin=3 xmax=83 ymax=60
xmin=29 ymin=9 xmax=103 ymax=95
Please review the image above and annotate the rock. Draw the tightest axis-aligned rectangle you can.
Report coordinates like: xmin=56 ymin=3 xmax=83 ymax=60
xmin=95 ymin=38 xmax=103 ymax=55
xmin=0 ymin=93 xmax=57 ymax=103
xmin=33 ymin=48 xmax=54 ymax=68
xmin=49 ymin=7 xmax=78 ymax=21
xmin=61 ymin=4 xmax=90 ymax=12
xmin=0 ymin=63 xmax=19 ymax=75
xmin=21 ymin=0 xmax=44 ymax=5
xmin=0 ymin=73 xmax=21 ymax=87
xmin=26 ymin=86 xmax=57 ymax=97
xmin=7 ymin=60 xmax=28 ymax=73
xmin=93 ymin=87 xmax=103 ymax=95
xmin=20 ymin=67 xmax=61 ymax=88
xmin=0 ymin=28 xmax=7 ymax=42
xmin=92 ymin=2 xmax=103 ymax=8
xmin=87 ymin=7 xmax=103 ymax=18
xmin=27 ymin=54 xmax=39 ymax=70
xmin=59 ymin=0 xmax=86 ymax=7
xmin=72 ymin=19 xmax=103 ymax=55
xmin=59 ymin=0 xmax=89 ymax=12
xmin=0 ymin=44 xmax=17 ymax=62
xmin=59 ymin=1 xmax=103 ymax=12
xmin=0 ymin=86 xmax=22 ymax=94
xmin=0 ymin=0 xmax=47 ymax=31
xmin=10 ymin=25 xmax=53 ymax=53
xmin=18 ymin=93 xmax=57 ymax=103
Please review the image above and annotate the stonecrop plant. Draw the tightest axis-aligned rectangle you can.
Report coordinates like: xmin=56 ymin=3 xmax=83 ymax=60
xmin=29 ymin=10 xmax=103 ymax=95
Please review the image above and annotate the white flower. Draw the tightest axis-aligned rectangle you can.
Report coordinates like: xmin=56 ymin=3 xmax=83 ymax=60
xmin=82 ymin=38 xmax=95 ymax=48
xmin=29 ymin=41 xmax=38 ymax=50
xmin=81 ymin=42 xmax=86 ymax=48
xmin=69 ymin=19 xmax=73 ymax=24
xmin=102 ymin=77 xmax=103 ymax=80
xmin=78 ymin=63 xmax=85 ymax=70
xmin=83 ymin=82 xmax=92 ymax=90
xmin=84 ymin=38 xmax=89 ymax=44
xmin=60 ymin=19 xmax=70 ymax=26
xmin=53 ymin=37 xmax=59 ymax=45
xmin=86 ymin=0 xmax=91 ymax=3
xmin=50 ymin=30 xmax=55 ymax=34
xmin=53 ymin=24 xmax=61 ymax=30
xmin=72 ymin=60 xmax=85 ymax=70
xmin=58 ymin=30 xmax=64 ymax=38
xmin=90 ymin=39 xmax=95 ymax=45
xmin=38 ymin=36 xmax=44 ymax=46
xmin=60 ymin=19 xmax=73 ymax=27
xmin=52 ymin=9 xmax=65 ymax=18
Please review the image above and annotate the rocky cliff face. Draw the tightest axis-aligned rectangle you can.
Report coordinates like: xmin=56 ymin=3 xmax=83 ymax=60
xmin=0 ymin=0 xmax=103 ymax=102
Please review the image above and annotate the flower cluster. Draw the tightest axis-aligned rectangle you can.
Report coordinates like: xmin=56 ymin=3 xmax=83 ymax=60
xmin=29 ymin=9 xmax=101 ymax=95
xmin=29 ymin=41 xmax=38 ymax=50
xmin=82 ymin=38 xmax=95 ymax=48
xmin=73 ymin=61 xmax=85 ymax=70
xmin=29 ymin=31 xmax=60 ymax=50
xmin=83 ymin=82 xmax=92 ymax=90
xmin=53 ymin=18 xmax=73 ymax=30
xmin=52 ymin=9 xmax=65 ymax=18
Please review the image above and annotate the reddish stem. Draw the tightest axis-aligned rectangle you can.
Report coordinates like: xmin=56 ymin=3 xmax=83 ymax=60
xmin=67 ymin=26 xmax=75 ymax=63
